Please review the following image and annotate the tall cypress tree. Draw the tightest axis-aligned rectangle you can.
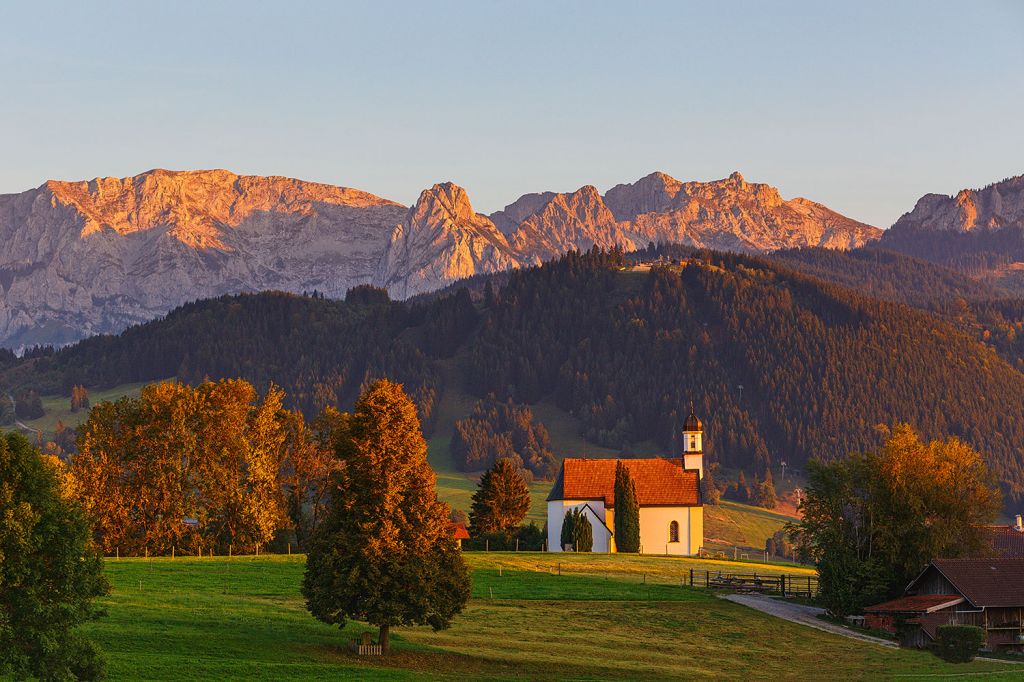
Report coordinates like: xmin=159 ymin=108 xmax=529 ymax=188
xmin=613 ymin=461 xmax=641 ymax=553
xmin=302 ymin=379 xmax=471 ymax=652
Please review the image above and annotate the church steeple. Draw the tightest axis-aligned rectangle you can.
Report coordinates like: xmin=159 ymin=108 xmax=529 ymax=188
xmin=682 ymin=403 xmax=704 ymax=477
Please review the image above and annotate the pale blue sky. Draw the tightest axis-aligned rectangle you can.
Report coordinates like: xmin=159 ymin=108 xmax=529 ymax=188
xmin=1 ymin=1 xmax=1022 ymax=228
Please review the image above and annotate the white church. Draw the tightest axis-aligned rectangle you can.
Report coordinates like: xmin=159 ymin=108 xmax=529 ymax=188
xmin=546 ymin=409 xmax=704 ymax=555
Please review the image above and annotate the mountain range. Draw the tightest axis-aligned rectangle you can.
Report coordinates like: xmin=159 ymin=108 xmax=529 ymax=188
xmin=0 ymin=168 xmax=882 ymax=347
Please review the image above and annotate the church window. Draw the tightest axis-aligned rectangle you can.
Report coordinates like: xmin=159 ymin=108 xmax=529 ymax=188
xmin=669 ymin=520 xmax=679 ymax=543
xmin=689 ymin=435 xmax=696 ymax=450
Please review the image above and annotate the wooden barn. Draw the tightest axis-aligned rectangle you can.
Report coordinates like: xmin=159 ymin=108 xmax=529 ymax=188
xmin=864 ymin=557 xmax=1024 ymax=651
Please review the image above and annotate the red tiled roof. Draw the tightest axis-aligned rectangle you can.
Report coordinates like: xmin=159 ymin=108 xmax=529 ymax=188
xmin=864 ymin=595 xmax=963 ymax=614
xmin=449 ymin=522 xmax=470 ymax=541
xmin=924 ymin=558 xmax=1024 ymax=607
xmin=547 ymin=458 xmax=700 ymax=507
xmin=987 ymin=526 xmax=1024 ymax=557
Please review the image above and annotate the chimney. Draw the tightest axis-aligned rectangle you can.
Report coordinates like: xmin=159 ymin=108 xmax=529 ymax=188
xmin=1015 ymin=514 xmax=1023 ymax=532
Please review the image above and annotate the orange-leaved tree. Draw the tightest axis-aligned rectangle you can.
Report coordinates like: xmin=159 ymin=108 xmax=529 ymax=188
xmin=302 ymin=379 xmax=470 ymax=652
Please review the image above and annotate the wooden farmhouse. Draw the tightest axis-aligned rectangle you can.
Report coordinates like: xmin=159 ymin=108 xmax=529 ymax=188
xmin=864 ymin=557 xmax=1024 ymax=652
xmin=546 ymin=410 xmax=704 ymax=555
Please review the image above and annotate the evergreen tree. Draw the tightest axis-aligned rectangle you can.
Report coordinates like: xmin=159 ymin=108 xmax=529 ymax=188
xmin=613 ymin=461 xmax=640 ymax=552
xmin=468 ymin=458 xmax=530 ymax=535
xmin=575 ymin=509 xmax=594 ymax=552
xmin=559 ymin=508 xmax=594 ymax=552
xmin=753 ymin=470 xmax=777 ymax=509
xmin=702 ymin=463 xmax=722 ymax=505
xmin=302 ymin=380 xmax=470 ymax=652
xmin=0 ymin=433 xmax=109 ymax=680
xmin=560 ymin=509 xmax=577 ymax=550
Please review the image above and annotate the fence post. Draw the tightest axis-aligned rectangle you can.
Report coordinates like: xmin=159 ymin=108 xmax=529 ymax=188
xmin=172 ymin=546 xmax=175 ymax=559
xmin=780 ymin=575 xmax=785 ymax=598
xmin=689 ymin=568 xmax=693 ymax=587
xmin=516 ymin=539 xmax=519 ymax=552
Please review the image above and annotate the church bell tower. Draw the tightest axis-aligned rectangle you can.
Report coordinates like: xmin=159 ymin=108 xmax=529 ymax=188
xmin=682 ymin=405 xmax=703 ymax=478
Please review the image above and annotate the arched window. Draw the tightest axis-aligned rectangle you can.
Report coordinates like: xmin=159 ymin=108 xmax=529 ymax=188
xmin=689 ymin=435 xmax=697 ymax=450
xmin=669 ymin=520 xmax=679 ymax=543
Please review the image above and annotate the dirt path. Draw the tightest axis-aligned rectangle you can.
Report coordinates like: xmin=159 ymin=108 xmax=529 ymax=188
xmin=722 ymin=593 xmax=898 ymax=648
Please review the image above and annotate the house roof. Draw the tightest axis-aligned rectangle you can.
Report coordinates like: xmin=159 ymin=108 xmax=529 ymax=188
xmin=912 ymin=558 xmax=1024 ymax=608
xmin=448 ymin=522 xmax=470 ymax=541
xmin=864 ymin=595 xmax=963 ymax=614
xmin=546 ymin=457 xmax=701 ymax=507
xmin=987 ymin=525 xmax=1024 ymax=557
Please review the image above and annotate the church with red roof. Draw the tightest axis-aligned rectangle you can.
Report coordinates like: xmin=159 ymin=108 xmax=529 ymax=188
xmin=546 ymin=409 xmax=705 ymax=555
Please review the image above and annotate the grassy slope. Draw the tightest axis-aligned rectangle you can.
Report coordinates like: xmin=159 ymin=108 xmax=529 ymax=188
xmin=427 ymin=363 xmax=791 ymax=549
xmin=704 ymin=500 xmax=797 ymax=554
xmin=21 ymin=381 xmax=152 ymax=440
xmin=81 ymin=554 xmax=1022 ymax=681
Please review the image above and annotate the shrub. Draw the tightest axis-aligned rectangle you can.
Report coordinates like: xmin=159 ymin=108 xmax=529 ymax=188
xmin=932 ymin=625 xmax=985 ymax=663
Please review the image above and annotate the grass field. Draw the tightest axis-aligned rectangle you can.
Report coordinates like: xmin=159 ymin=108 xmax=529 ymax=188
xmin=80 ymin=553 xmax=1023 ymax=680
xmin=20 ymin=381 xmax=153 ymax=440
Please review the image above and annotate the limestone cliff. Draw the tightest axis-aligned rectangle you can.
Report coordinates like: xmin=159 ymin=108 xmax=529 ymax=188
xmin=889 ymin=175 xmax=1024 ymax=233
xmin=0 ymin=168 xmax=881 ymax=347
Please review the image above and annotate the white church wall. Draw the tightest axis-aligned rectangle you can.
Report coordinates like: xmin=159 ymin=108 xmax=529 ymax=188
xmin=546 ymin=499 xmax=611 ymax=552
xmin=638 ymin=506 xmax=695 ymax=556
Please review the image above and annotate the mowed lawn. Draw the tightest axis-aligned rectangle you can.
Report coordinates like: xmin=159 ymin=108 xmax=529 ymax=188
xmin=81 ymin=553 xmax=1023 ymax=680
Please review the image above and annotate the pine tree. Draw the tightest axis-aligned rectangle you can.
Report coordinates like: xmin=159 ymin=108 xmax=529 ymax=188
xmin=302 ymin=380 xmax=470 ymax=653
xmin=560 ymin=509 xmax=577 ymax=550
xmin=0 ymin=433 xmax=109 ymax=680
xmin=755 ymin=470 xmax=778 ymax=509
xmin=702 ymin=463 xmax=722 ymax=505
xmin=613 ymin=461 xmax=641 ymax=552
xmin=468 ymin=458 xmax=530 ymax=535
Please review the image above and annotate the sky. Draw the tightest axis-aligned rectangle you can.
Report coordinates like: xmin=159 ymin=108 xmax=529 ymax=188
xmin=1 ymin=1 xmax=1022 ymax=228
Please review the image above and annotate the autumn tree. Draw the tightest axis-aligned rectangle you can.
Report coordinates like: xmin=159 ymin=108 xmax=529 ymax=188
xmin=70 ymin=384 xmax=90 ymax=412
xmin=283 ymin=406 xmax=346 ymax=550
xmin=794 ymin=424 xmax=1002 ymax=617
xmin=302 ymin=380 xmax=470 ymax=653
xmin=0 ymin=433 xmax=109 ymax=681
xmin=468 ymin=458 xmax=531 ymax=535
xmin=72 ymin=379 xmax=292 ymax=555
xmin=613 ymin=462 xmax=641 ymax=552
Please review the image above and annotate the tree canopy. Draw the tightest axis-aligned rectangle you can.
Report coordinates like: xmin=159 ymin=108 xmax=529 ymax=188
xmin=793 ymin=424 xmax=1002 ymax=617
xmin=0 ymin=432 xmax=109 ymax=680
xmin=302 ymin=380 xmax=470 ymax=652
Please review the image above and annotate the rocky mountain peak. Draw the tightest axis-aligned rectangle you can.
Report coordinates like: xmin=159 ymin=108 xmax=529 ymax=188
xmin=890 ymin=175 xmax=1024 ymax=233
xmin=0 ymin=167 xmax=884 ymax=346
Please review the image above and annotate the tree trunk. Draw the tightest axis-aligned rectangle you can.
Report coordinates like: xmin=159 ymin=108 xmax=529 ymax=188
xmin=379 ymin=624 xmax=390 ymax=653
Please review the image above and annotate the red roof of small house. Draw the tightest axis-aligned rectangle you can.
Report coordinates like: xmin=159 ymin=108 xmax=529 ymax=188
xmin=546 ymin=458 xmax=700 ymax=507
xmin=449 ymin=522 xmax=470 ymax=541
xmin=987 ymin=525 xmax=1024 ymax=557
xmin=864 ymin=595 xmax=963 ymax=614
xmin=911 ymin=558 xmax=1024 ymax=608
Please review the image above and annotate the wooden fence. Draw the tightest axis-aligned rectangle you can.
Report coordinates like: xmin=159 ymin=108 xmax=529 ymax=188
xmin=690 ymin=569 xmax=818 ymax=598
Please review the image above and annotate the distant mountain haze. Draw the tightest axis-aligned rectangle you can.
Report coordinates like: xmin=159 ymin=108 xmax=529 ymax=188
xmin=0 ymin=168 xmax=885 ymax=347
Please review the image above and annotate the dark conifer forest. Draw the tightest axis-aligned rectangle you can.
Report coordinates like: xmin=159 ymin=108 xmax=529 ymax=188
xmin=6 ymin=247 xmax=1024 ymax=501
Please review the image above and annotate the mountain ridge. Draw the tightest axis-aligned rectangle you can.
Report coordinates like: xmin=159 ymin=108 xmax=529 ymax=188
xmin=0 ymin=167 xmax=880 ymax=346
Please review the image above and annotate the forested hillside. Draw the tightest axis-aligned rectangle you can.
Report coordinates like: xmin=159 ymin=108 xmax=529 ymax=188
xmin=6 ymin=248 xmax=1024 ymax=501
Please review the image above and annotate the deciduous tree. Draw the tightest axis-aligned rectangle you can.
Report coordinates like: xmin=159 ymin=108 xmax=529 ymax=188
xmin=0 ymin=432 xmax=109 ymax=680
xmin=794 ymin=424 xmax=1002 ymax=617
xmin=302 ymin=380 xmax=470 ymax=653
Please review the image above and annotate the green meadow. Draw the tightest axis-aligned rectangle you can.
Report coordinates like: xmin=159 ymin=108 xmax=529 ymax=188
xmin=79 ymin=553 xmax=1023 ymax=680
